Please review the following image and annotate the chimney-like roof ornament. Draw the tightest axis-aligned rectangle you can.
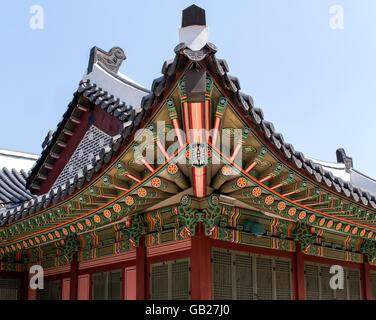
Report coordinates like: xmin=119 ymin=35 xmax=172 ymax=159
xmin=336 ymin=148 xmax=353 ymax=171
xmin=182 ymin=5 xmax=206 ymax=27
xmin=179 ymin=5 xmax=209 ymax=51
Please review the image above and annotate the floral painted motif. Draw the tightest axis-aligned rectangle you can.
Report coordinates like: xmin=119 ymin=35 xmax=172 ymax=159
xmin=62 ymin=228 xmax=68 ymax=236
xmin=104 ymin=210 xmax=112 ymax=219
xmin=77 ymin=223 xmax=84 ymax=231
xmin=319 ymin=218 xmax=325 ymax=226
xmin=125 ymin=196 xmax=134 ymax=206
xmin=265 ymin=196 xmax=274 ymax=205
xmin=235 ymin=178 xmax=246 ymax=189
xmin=352 ymin=227 xmax=358 ymax=235
xmin=85 ymin=219 xmax=92 ymax=227
xmin=299 ymin=211 xmax=306 ymax=220
xmin=335 ymin=223 xmax=342 ymax=231
xmin=167 ymin=164 xmax=178 ymax=175
xmin=113 ymin=204 xmax=122 ymax=212
xmin=151 ymin=177 xmax=162 ymax=188
xmin=48 ymin=233 xmax=54 ymax=241
xmin=94 ymin=215 xmax=101 ymax=224
xmin=360 ymin=230 xmax=366 ymax=237
xmin=309 ymin=215 xmax=316 ymax=223
xmin=277 ymin=202 xmax=286 ymax=211
xmin=70 ymin=225 xmax=76 ymax=233
xmin=344 ymin=225 xmax=350 ymax=233
xmin=221 ymin=165 xmax=232 ymax=176
xmin=288 ymin=208 xmax=296 ymax=217
xmin=327 ymin=220 xmax=333 ymax=228
xmin=41 ymin=235 xmax=47 ymax=242
xmin=252 ymin=187 xmax=262 ymax=197
xmin=368 ymin=232 xmax=373 ymax=239
xmin=137 ymin=188 xmax=147 ymax=198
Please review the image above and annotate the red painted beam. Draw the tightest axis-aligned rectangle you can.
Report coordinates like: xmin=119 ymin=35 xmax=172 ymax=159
xmin=190 ymin=223 xmax=212 ymax=300
xmin=189 ymin=102 xmax=206 ymax=198
xmin=20 ymin=271 xmax=28 ymax=300
xmin=69 ymin=253 xmax=79 ymax=300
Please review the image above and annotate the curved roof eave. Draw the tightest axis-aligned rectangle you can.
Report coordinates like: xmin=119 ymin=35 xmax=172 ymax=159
xmin=4 ymin=41 xmax=376 ymax=226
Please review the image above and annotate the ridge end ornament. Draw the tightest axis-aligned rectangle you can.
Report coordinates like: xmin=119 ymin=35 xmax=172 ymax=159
xmin=87 ymin=46 xmax=126 ymax=74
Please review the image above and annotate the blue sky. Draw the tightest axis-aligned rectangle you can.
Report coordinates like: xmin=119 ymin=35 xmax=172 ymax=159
xmin=0 ymin=0 xmax=375 ymax=178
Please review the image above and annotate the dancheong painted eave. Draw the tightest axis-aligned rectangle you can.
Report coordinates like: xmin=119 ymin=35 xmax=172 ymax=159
xmin=2 ymin=14 xmax=376 ymax=227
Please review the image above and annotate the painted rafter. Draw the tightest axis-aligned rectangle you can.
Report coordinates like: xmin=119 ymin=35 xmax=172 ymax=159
xmin=115 ymin=160 xmax=142 ymax=183
xmin=257 ymin=162 xmax=284 ymax=184
xmin=101 ymin=175 xmax=129 ymax=191
xmin=244 ymin=147 xmax=268 ymax=173
xmin=209 ymin=142 xmax=376 ymax=240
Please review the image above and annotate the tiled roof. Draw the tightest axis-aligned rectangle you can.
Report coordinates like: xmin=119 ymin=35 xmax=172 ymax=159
xmin=2 ymin=41 xmax=376 ymax=225
xmin=26 ymin=49 xmax=150 ymax=193
xmin=0 ymin=168 xmax=35 ymax=207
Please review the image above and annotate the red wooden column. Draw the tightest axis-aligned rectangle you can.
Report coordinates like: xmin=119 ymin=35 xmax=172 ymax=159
xmin=20 ymin=271 xmax=28 ymax=300
xmin=69 ymin=253 xmax=79 ymax=300
xmin=136 ymin=236 xmax=147 ymax=300
xmin=191 ymin=223 xmax=212 ymax=300
xmin=362 ymin=255 xmax=372 ymax=300
xmin=293 ymin=243 xmax=305 ymax=300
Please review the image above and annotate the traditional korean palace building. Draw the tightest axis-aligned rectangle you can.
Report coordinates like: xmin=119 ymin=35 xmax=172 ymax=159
xmin=1 ymin=5 xmax=376 ymax=300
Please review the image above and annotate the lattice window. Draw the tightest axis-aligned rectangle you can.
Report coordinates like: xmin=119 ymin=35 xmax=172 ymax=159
xmin=320 ymin=265 xmax=335 ymax=300
xmin=39 ymin=280 xmax=61 ymax=300
xmin=150 ymin=259 xmax=190 ymax=300
xmin=92 ymin=269 xmax=122 ymax=300
xmin=304 ymin=262 xmax=361 ymax=300
xmin=305 ymin=264 xmax=320 ymax=300
xmin=235 ymin=254 xmax=253 ymax=299
xmin=0 ymin=278 xmax=20 ymax=300
xmin=52 ymin=125 xmax=112 ymax=189
xmin=370 ymin=271 xmax=376 ymax=300
xmin=172 ymin=260 xmax=190 ymax=300
xmin=347 ymin=269 xmax=361 ymax=300
xmin=212 ymin=248 xmax=292 ymax=300
xmin=275 ymin=259 xmax=292 ymax=300
xmin=212 ymin=250 xmax=232 ymax=300
xmin=256 ymin=257 xmax=273 ymax=300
